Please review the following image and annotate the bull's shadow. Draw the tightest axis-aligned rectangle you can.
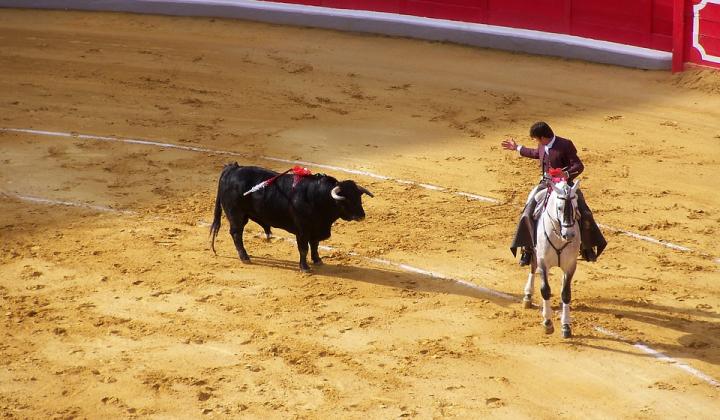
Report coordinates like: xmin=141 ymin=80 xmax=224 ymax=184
xmin=216 ymin=253 xmax=516 ymax=307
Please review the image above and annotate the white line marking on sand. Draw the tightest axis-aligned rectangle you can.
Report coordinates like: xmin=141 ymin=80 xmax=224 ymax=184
xmin=1 ymin=127 xmax=496 ymax=201
xmin=595 ymin=327 xmax=720 ymax=387
xmin=2 ymin=192 xmax=136 ymax=214
xmin=598 ymin=223 xmax=692 ymax=252
xmin=5 ymin=191 xmax=719 ymax=389
xmin=1 ymin=126 xmax=716 ymax=263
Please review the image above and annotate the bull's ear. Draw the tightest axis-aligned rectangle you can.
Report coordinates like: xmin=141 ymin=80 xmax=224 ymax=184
xmin=359 ymin=186 xmax=374 ymax=198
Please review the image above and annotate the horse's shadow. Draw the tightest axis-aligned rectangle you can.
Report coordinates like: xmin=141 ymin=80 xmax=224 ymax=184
xmin=216 ymin=253 xmax=516 ymax=307
xmin=574 ymin=297 xmax=720 ymax=367
xmin=217 ymin=253 xmax=720 ymax=370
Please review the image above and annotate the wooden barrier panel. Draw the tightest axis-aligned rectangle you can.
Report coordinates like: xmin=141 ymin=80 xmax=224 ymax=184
xmin=403 ymin=0 xmax=487 ymax=23
xmin=485 ymin=0 xmax=567 ymax=33
xmin=264 ymin=0 xmax=720 ymax=70
xmin=570 ymin=0 xmax=672 ymax=50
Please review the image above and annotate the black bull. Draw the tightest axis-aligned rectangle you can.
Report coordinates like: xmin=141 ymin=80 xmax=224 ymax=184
xmin=210 ymin=163 xmax=373 ymax=271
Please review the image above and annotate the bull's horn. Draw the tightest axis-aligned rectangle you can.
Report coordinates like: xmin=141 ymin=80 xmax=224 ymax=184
xmin=331 ymin=186 xmax=346 ymax=201
xmin=359 ymin=186 xmax=374 ymax=198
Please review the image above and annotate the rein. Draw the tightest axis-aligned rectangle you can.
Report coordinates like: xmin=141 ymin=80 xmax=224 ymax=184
xmin=541 ymin=185 xmax=577 ymax=265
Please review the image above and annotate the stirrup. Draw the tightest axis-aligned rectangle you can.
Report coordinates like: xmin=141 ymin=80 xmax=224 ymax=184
xmin=519 ymin=249 xmax=532 ymax=266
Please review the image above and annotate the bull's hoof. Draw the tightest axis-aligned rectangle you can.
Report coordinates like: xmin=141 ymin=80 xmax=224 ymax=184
xmin=522 ymin=296 xmax=533 ymax=309
xmin=239 ymin=254 xmax=251 ymax=263
xmin=543 ymin=319 xmax=554 ymax=335
xmin=299 ymin=263 xmax=311 ymax=273
xmin=562 ymin=324 xmax=572 ymax=339
xmin=312 ymin=258 xmax=324 ymax=266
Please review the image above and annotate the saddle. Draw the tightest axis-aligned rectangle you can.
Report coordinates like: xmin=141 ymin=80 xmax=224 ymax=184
xmin=510 ymin=185 xmax=606 ymax=260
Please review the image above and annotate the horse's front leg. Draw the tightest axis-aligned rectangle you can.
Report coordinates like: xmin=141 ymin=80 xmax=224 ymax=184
xmin=539 ymin=261 xmax=554 ymax=334
xmin=560 ymin=263 xmax=577 ymax=338
xmin=522 ymin=254 xmax=537 ymax=309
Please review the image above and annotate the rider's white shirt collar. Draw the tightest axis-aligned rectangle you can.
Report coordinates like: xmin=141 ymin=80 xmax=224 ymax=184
xmin=544 ymin=135 xmax=557 ymax=153
xmin=516 ymin=135 xmax=557 ymax=153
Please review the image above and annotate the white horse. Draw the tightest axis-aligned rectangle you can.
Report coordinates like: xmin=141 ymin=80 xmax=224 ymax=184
xmin=522 ymin=179 xmax=581 ymax=338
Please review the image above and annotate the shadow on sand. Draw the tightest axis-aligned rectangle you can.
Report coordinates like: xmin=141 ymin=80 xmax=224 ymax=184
xmin=217 ymin=253 xmax=517 ymax=307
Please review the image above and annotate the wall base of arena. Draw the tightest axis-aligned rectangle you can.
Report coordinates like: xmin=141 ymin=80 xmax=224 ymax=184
xmin=0 ymin=0 xmax=673 ymax=70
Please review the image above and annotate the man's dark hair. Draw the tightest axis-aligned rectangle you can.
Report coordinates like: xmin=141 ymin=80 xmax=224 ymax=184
xmin=529 ymin=121 xmax=554 ymax=139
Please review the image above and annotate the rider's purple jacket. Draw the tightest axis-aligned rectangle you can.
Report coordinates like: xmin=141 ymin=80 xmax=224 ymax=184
xmin=519 ymin=136 xmax=584 ymax=182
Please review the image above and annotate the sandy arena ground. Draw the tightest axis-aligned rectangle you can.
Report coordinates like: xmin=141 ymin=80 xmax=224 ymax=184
xmin=1 ymin=8 xmax=720 ymax=419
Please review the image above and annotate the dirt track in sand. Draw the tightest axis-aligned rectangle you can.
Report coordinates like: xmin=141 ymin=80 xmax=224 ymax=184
xmin=1 ymin=9 xmax=720 ymax=419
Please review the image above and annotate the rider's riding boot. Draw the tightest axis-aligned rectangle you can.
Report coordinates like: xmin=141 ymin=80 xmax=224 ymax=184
xmin=580 ymin=217 xmax=597 ymax=262
xmin=512 ymin=192 xmax=538 ymax=265
xmin=577 ymin=190 xmax=601 ymax=262
xmin=519 ymin=247 xmax=532 ymax=266
xmin=581 ymin=247 xmax=597 ymax=262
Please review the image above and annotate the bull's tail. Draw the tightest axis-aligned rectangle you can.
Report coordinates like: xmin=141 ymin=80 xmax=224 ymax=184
xmin=210 ymin=163 xmax=236 ymax=254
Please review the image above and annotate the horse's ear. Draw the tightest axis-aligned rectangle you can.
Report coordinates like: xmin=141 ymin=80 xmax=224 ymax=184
xmin=552 ymin=183 xmax=564 ymax=196
xmin=571 ymin=179 xmax=581 ymax=194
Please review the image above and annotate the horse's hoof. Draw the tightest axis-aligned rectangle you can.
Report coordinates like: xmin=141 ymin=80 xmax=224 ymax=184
xmin=522 ymin=298 xmax=533 ymax=309
xmin=562 ymin=324 xmax=572 ymax=339
xmin=543 ymin=319 xmax=554 ymax=334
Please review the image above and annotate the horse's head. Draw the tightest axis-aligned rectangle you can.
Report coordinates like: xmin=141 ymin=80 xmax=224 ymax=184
xmin=550 ymin=179 xmax=581 ymax=241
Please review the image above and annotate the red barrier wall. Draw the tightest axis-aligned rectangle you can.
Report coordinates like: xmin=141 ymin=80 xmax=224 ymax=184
xmin=268 ymin=0 xmax=720 ymax=70
xmin=271 ymin=0 xmax=675 ymax=50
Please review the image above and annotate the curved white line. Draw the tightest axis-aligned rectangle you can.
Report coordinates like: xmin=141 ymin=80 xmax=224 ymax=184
xmin=4 ymin=190 xmax=719 ymax=388
xmin=2 ymin=126 xmax=717 ymax=264
xmin=598 ymin=223 xmax=693 ymax=252
xmin=595 ymin=327 xmax=720 ymax=387
xmin=260 ymin=155 xmax=391 ymax=180
xmin=2 ymin=192 xmax=136 ymax=214
xmin=0 ymin=127 xmax=496 ymax=201
xmin=456 ymin=191 xmax=500 ymax=203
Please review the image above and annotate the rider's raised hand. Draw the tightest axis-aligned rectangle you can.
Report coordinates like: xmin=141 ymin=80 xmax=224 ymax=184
xmin=501 ymin=138 xmax=518 ymax=151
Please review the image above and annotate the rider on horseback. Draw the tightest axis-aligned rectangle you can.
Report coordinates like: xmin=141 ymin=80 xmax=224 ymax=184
xmin=501 ymin=121 xmax=606 ymax=266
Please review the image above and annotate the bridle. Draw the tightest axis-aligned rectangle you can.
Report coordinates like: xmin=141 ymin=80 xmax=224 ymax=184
xmin=554 ymin=191 xmax=577 ymax=230
xmin=541 ymin=184 xmax=578 ymax=264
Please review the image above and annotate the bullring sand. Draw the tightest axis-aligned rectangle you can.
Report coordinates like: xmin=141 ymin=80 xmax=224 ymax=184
xmin=1 ymin=9 xmax=719 ymax=418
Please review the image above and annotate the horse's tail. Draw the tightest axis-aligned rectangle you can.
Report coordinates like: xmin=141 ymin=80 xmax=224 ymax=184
xmin=210 ymin=163 xmax=236 ymax=254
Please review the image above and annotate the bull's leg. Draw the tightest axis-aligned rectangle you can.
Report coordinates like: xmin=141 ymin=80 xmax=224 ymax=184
xmin=539 ymin=263 xmax=554 ymax=334
xmin=560 ymin=265 xmax=576 ymax=339
xmin=295 ymin=236 xmax=310 ymax=272
xmin=229 ymin=215 xmax=250 ymax=262
xmin=522 ymin=255 xmax=536 ymax=309
xmin=310 ymin=240 xmax=323 ymax=265
xmin=262 ymin=224 xmax=272 ymax=241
